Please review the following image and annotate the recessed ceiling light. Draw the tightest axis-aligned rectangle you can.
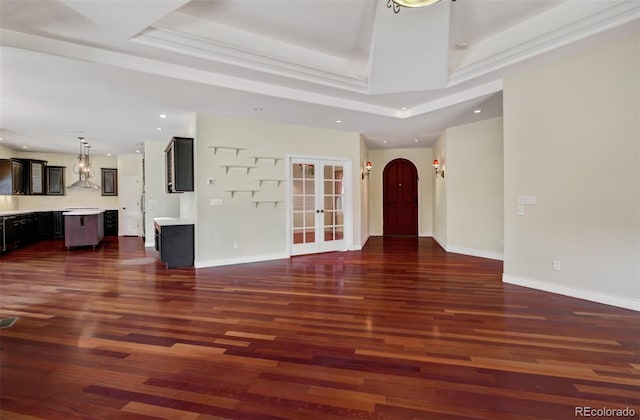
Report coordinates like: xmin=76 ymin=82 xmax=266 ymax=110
xmin=107 ymin=153 xmax=112 ymax=157
xmin=335 ymin=120 xmax=342 ymax=123
xmin=414 ymin=139 xmax=419 ymax=142
xmin=474 ymin=109 xmax=481 ymax=114
xmin=402 ymin=106 xmax=407 ymax=110
xmin=0 ymin=137 xmax=4 ymax=141
xmin=135 ymin=150 xmax=140 ymax=153
xmin=22 ymin=145 xmax=28 ymax=149
xmin=383 ymin=140 xmax=387 ymax=144
xmin=159 ymin=114 xmax=167 ymax=118
xmin=156 ymin=127 xmax=162 ymax=131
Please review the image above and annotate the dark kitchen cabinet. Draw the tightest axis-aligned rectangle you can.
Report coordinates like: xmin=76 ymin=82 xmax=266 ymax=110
xmin=46 ymin=166 xmax=66 ymax=195
xmin=4 ymin=215 xmax=21 ymax=250
xmin=154 ymin=221 xmax=194 ymax=268
xmin=103 ymin=210 xmax=118 ymax=236
xmin=37 ymin=211 xmax=54 ymax=239
xmin=165 ymin=137 xmax=193 ymax=193
xmin=3 ymin=214 xmax=35 ymax=250
xmin=53 ymin=211 xmax=65 ymax=239
xmin=29 ymin=160 xmax=46 ymax=195
xmin=101 ymin=168 xmax=118 ymax=196
xmin=0 ymin=159 xmax=26 ymax=195
xmin=0 ymin=217 xmax=4 ymax=252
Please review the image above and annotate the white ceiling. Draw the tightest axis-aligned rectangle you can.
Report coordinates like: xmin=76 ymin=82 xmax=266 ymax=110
xmin=0 ymin=0 xmax=637 ymax=155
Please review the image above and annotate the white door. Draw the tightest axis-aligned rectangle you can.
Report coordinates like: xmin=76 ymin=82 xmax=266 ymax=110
xmin=120 ymin=175 xmax=141 ymax=236
xmin=290 ymin=158 xmax=349 ymax=256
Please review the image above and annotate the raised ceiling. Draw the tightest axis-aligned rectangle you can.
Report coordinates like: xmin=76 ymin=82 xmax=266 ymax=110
xmin=0 ymin=0 xmax=637 ymax=155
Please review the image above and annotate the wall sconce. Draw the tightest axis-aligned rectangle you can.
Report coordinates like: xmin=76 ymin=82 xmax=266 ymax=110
xmin=365 ymin=161 xmax=372 ymax=179
xmin=432 ymin=159 xmax=445 ymax=178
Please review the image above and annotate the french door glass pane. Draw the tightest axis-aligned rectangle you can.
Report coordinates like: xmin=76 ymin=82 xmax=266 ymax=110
xmin=292 ymin=161 xmax=317 ymax=245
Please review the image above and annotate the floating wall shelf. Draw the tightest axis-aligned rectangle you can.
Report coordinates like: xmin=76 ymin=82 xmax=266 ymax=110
xmin=220 ymin=165 xmax=256 ymax=174
xmin=210 ymin=146 xmax=246 ymax=156
xmin=255 ymin=179 xmax=285 ymax=187
xmin=226 ymin=190 xmax=260 ymax=198
xmin=251 ymin=201 xmax=282 ymax=208
xmin=250 ymin=156 xmax=282 ymax=166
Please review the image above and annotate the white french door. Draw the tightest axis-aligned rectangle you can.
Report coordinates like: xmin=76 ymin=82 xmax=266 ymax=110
xmin=290 ymin=157 xmax=350 ymax=256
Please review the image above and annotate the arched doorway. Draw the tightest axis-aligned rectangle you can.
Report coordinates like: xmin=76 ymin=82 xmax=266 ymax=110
xmin=383 ymin=158 xmax=418 ymax=236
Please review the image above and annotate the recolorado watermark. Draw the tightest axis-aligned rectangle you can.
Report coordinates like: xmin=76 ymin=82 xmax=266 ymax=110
xmin=575 ymin=407 xmax=637 ymax=417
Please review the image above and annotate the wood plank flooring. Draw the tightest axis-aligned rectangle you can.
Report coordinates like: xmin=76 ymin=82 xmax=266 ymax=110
xmin=1 ymin=236 xmax=638 ymax=419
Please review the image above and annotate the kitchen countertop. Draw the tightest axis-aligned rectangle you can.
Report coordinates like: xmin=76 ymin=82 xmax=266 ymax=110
xmin=154 ymin=217 xmax=194 ymax=226
xmin=0 ymin=208 xmax=118 ymax=217
xmin=63 ymin=209 xmax=105 ymax=216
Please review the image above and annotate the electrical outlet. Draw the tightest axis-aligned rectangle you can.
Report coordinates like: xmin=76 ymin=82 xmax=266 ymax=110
xmin=552 ymin=260 xmax=561 ymax=271
xmin=207 ymin=178 xmax=215 ymax=186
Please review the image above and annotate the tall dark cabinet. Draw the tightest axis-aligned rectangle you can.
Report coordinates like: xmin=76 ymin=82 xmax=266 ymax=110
xmin=165 ymin=137 xmax=194 ymax=193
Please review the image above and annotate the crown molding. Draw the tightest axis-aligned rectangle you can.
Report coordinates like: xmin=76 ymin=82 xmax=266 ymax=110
xmin=449 ymin=0 xmax=640 ymax=86
xmin=131 ymin=26 xmax=369 ymax=93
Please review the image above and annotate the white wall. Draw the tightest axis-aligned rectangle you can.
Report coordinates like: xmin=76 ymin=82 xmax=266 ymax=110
xmin=360 ymin=136 xmax=370 ymax=246
xmin=194 ymin=114 xmax=361 ymax=267
xmin=503 ymin=30 xmax=639 ymax=310
xmin=432 ymin=133 xmax=447 ymax=247
xmin=446 ymin=117 xmax=504 ymax=259
xmin=143 ymin=140 xmax=180 ymax=246
xmin=368 ymin=148 xmax=433 ymax=236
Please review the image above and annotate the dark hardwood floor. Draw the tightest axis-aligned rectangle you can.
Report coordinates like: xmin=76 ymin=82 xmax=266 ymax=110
xmin=1 ymin=237 xmax=638 ymax=419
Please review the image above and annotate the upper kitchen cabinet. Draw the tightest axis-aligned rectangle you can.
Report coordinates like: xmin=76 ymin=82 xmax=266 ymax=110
xmin=0 ymin=159 xmax=49 ymax=195
xmin=28 ymin=160 xmax=46 ymax=194
xmin=101 ymin=168 xmax=118 ymax=196
xmin=0 ymin=159 xmax=26 ymax=195
xmin=165 ymin=137 xmax=193 ymax=193
xmin=46 ymin=166 xmax=66 ymax=195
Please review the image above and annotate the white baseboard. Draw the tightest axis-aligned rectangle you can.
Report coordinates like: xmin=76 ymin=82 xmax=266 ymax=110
xmin=432 ymin=233 xmax=447 ymax=251
xmin=447 ymin=245 xmax=503 ymax=261
xmin=503 ymin=274 xmax=640 ymax=311
xmin=419 ymin=231 xmax=433 ymax=237
xmin=144 ymin=240 xmax=154 ymax=248
xmin=195 ymin=252 xmax=289 ymax=268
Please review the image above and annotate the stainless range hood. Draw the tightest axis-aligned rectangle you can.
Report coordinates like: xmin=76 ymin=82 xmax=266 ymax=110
xmin=67 ymin=175 xmax=100 ymax=190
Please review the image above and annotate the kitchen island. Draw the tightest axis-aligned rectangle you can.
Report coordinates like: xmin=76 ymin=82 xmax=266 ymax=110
xmin=63 ymin=209 xmax=104 ymax=249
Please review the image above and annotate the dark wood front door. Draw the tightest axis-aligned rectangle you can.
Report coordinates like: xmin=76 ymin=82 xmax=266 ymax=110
xmin=383 ymin=158 xmax=418 ymax=236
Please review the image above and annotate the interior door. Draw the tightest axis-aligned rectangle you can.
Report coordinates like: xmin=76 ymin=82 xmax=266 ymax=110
xmin=383 ymin=158 xmax=418 ymax=235
xmin=120 ymin=175 xmax=141 ymax=236
xmin=291 ymin=158 xmax=348 ymax=255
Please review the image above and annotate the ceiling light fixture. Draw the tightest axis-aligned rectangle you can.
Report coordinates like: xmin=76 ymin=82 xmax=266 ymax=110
xmin=474 ymin=109 xmax=481 ymax=114
xmin=159 ymin=114 xmax=167 ymax=118
xmin=387 ymin=0 xmax=442 ymax=14
xmin=68 ymin=137 xmax=99 ymax=190
xmin=335 ymin=120 xmax=342 ymax=123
